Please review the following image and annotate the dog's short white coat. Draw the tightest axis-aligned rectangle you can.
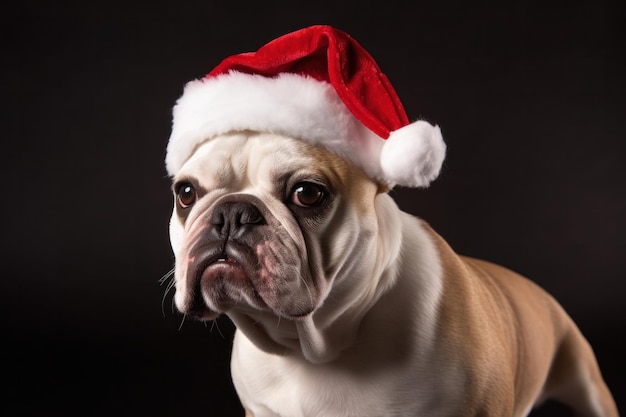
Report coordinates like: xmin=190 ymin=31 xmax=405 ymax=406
xmin=230 ymin=196 xmax=455 ymax=417
xmin=169 ymin=133 xmax=619 ymax=417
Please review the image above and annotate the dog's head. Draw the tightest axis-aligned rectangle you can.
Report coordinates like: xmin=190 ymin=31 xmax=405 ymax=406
xmin=169 ymin=131 xmax=386 ymax=324
xmin=165 ymin=26 xmax=446 ymax=361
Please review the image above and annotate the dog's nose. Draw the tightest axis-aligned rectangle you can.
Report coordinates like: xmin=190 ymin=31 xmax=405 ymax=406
xmin=209 ymin=201 xmax=265 ymax=239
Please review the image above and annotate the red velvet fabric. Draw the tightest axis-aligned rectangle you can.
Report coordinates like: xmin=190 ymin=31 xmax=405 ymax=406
xmin=207 ymin=25 xmax=409 ymax=139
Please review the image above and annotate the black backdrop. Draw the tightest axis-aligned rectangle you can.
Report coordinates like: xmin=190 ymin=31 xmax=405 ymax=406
xmin=2 ymin=1 xmax=624 ymax=416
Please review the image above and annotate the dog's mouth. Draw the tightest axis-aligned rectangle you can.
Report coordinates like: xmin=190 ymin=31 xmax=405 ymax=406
xmin=201 ymin=252 xmax=241 ymax=270
xmin=183 ymin=241 xmax=267 ymax=320
xmin=199 ymin=254 xmax=243 ymax=281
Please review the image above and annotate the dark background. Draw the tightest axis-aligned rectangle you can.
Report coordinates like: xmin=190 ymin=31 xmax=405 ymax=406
xmin=2 ymin=1 xmax=624 ymax=416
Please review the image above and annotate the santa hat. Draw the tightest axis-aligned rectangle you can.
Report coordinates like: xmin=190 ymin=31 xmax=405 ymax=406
xmin=166 ymin=25 xmax=446 ymax=188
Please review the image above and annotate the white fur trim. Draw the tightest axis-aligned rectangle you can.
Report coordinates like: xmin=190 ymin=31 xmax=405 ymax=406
xmin=380 ymin=121 xmax=446 ymax=187
xmin=166 ymin=72 xmax=385 ymax=179
xmin=166 ymin=71 xmax=446 ymax=188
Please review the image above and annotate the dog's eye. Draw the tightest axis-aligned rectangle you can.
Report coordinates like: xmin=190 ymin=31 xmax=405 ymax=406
xmin=291 ymin=182 xmax=326 ymax=208
xmin=176 ymin=182 xmax=198 ymax=208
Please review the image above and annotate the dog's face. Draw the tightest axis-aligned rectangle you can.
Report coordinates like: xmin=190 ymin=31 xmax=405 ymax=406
xmin=169 ymin=131 xmax=383 ymax=323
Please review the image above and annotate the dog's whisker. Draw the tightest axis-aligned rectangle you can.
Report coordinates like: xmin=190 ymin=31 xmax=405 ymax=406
xmin=210 ymin=319 xmax=226 ymax=339
xmin=164 ymin=276 xmax=176 ymax=295
xmin=177 ymin=313 xmax=187 ymax=331
xmin=160 ymin=268 xmax=177 ymax=317
xmin=158 ymin=267 xmax=175 ymax=285
xmin=170 ymin=296 xmax=177 ymax=315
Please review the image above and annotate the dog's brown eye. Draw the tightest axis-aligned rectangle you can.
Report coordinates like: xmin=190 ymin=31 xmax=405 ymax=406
xmin=176 ymin=183 xmax=197 ymax=208
xmin=291 ymin=182 xmax=325 ymax=207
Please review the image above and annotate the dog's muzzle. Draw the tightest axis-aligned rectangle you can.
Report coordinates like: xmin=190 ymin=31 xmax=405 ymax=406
xmin=176 ymin=192 xmax=317 ymax=321
xmin=184 ymin=196 xmax=270 ymax=319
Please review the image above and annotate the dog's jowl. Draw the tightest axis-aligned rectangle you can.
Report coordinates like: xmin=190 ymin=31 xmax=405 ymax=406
xmin=164 ymin=25 xmax=619 ymax=417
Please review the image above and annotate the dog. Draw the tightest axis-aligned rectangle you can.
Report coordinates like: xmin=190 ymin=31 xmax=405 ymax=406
xmin=167 ymin=130 xmax=619 ymax=417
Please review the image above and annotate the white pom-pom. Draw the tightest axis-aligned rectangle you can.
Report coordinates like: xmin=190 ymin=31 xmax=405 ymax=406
xmin=380 ymin=121 xmax=446 ymax=188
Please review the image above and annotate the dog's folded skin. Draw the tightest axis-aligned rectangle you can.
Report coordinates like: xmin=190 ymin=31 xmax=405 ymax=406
xmin=168 ymin=132 xmax=618 ymax=417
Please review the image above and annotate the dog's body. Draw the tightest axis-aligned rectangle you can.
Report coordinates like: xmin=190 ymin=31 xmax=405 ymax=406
xmin=169 ymin=131 xmax=618 ymax=417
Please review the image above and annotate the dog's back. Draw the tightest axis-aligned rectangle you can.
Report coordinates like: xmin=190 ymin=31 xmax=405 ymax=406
xmin=424 ymin=221 xmax=619 ymax=417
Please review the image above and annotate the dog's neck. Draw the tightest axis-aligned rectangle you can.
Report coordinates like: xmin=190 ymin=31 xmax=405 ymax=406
xmin=228 ymin=194 xmax=419 ymax=364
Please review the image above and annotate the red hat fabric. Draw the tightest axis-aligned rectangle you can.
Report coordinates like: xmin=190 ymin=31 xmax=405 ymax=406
xmin=166 ymin=25 xmax=446 ymax=188
xmin=208 ymin=26 xmax=409 ymax=140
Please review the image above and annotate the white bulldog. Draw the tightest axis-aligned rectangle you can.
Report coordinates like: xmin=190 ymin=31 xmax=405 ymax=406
xmin=167 ymin=131 xmax=619 ymax=417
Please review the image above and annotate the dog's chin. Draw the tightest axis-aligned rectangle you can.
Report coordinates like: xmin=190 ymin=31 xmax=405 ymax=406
xmin=180 ymin=252 xmax=265 ymax=321
xmin=178 ymin=251 xmax=315 ymax=322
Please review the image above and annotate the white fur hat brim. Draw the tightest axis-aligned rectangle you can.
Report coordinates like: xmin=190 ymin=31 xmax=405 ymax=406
xmin=166 ymin=71 xmax=445 ymax=188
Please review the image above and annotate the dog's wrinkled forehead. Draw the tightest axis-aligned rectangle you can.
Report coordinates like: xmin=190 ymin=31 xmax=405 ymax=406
xmin=175 ymin=131 xmax=361 ymax=191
